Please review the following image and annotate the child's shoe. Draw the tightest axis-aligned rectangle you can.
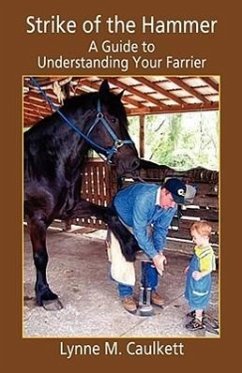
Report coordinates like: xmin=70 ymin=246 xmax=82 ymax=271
xmin=185 ymin=318 xmax=204 ymax=330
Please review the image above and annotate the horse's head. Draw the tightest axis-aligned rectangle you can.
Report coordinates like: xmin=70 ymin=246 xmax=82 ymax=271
xmin=93 ymin=80 xmax=139 ymax=176
xmin=60 ymin=80 xmax=140 ymax=176
xmin=69 ymin=80 xmax=138 ymax=176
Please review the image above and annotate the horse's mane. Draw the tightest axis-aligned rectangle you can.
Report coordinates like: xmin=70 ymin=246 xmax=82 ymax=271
xmin=61 ymin=91 xmax=98 ymax=112
xmin=61 ymin=90 xmax=128 ymax=128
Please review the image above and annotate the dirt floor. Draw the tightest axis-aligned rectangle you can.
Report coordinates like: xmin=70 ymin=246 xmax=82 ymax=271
xmin=23 ymin=226 xmax=219 ymax=338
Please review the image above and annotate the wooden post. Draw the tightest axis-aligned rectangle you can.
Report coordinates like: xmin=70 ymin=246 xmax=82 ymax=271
xmin=139 ymin=115 xmax=145 ymax=158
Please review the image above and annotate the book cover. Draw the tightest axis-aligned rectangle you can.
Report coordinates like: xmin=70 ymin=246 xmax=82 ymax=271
xmin=1 ymin=0 xmax=240 ymax=370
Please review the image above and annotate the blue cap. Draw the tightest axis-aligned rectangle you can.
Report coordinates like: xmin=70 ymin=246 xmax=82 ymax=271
xmin=163 ymin=178 xmax=186 ymax=204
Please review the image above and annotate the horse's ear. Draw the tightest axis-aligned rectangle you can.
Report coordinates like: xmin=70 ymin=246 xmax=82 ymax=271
xmin=99 ymin=80 xmax=110 ymax=96
xmin=117 ymin=90 xmax=125 ymax=100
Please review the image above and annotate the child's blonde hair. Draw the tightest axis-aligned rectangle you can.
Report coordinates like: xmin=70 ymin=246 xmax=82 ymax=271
xmin=190 ymin=221 xmax=212 ymax=237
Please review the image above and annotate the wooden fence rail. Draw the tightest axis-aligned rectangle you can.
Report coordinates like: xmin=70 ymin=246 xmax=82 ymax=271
xmin=60 ymin=160 xmax=219 ymax=255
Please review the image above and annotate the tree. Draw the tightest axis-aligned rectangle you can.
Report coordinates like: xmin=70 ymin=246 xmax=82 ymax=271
xmin=128 ymin=111 xmax=219 ymax=171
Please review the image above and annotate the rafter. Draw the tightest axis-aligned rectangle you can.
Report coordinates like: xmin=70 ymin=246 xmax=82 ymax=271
xmin=78 ymin=78 xmax=143 ymax=108
xmin=201 ymin=77 xmax=219 ymax=92
xmin=107 ymin=77 xmax=168 ymax=110
xmin=23 ymin=76 xmax=219 ymax=127
xmin=126 ymin=101 xmax=219 ymax=116
xmin=135 ymin=77 xmax=185 ymax=105
xmin=166 ymin=77 xmax=211 ymax=104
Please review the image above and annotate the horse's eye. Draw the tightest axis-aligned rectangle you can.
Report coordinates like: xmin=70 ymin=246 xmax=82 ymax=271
xmin=111 ymin=117 xmax=118 ymax=124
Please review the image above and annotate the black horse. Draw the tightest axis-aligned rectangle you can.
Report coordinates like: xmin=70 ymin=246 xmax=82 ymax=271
xmin=24 ymin=79 xmax=140 ymax=310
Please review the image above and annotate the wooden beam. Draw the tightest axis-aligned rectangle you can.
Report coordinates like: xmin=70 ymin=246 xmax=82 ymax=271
xmin=24 ymin=114 xmax=44 ymax=126
xmin=24 ymin=112 xmax=41 ymax=120
xmin=168 ymin=229 xmax=218 ymax=244
xmin=24 ymin=76 xmax=219 ymax=126
xmin=107 ymin=77 xmax=168 ymax=110
xmin=167 ymin=77 xmax=211 ymax=104
xmin=130 ymin=102 xmax=218 ymax=115
xmin=201 ymin=77 xmax=219 ymax=92
xmin=126 ymin=101 xmax=219 ymax=116
xmin=24 ymin=91 xmax=60 ymax=107
xmin=135 ymin=77 xmax=185 ymax=105
xmin=27 ymin=76 xmax=72 ymax=90
xmin=78 ymin=78 xmax=143 ymax=108
xmin=24 ymin=101 xmax=51 ymax=111
xmin=139 ymin=115 xmax=145 ymax=158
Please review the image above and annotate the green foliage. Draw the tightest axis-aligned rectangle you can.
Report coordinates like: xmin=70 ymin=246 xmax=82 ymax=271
xmin=129 ymin=111 xmax=219 ymax=171
xmin=128 ymin=116 xmax=140 ymax=150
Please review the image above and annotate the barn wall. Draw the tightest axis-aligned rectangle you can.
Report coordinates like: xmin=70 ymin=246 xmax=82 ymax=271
xmin=60 ymin=160 xmax=219 ymax=255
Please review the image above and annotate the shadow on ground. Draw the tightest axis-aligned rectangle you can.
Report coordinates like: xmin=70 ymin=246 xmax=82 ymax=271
xmin=24 ymin=227 xmax=219 ymax=338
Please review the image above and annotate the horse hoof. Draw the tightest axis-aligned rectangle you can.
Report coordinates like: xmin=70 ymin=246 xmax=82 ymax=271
xmin=43 ymin=298 xmax=63 ymax=311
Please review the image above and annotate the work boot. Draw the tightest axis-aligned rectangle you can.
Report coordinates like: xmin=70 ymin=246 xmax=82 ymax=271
xmin=151 ymin=291 xmax=165 ymax=307
xmin=121 ymin=296 xmax=137 ymax=314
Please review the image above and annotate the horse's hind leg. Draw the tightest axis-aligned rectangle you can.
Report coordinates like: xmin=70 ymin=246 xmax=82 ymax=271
xmin=69 ymin=199 xmax=139 ymax=261
xmin=28 ymin=216 xmax=63 ymax=310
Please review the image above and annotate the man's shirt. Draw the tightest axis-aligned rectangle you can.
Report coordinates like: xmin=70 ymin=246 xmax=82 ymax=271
xmin=113 ymin=183 xmax=177 ymax=258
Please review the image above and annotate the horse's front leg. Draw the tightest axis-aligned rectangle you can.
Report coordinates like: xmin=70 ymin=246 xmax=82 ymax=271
xmin=28 ymin=216 xmax=63 ymax=310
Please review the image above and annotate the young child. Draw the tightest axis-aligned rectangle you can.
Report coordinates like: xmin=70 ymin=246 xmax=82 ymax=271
xmin=185 ymin=221 xmax=216 ymax=330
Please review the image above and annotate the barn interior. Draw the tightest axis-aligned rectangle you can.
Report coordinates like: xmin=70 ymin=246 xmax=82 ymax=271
xmin=23 ymin=76 xmax=219 ymax=337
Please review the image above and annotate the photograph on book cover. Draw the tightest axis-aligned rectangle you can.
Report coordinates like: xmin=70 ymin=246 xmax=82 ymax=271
xmin=23 ymin=75 xmax=219 ymax=338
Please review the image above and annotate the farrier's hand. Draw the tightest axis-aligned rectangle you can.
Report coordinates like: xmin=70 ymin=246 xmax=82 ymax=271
xmin=159 ymin=252 xmax=167 ymax=267
xmin=153 ymin=253 xmax=167 ymax=276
